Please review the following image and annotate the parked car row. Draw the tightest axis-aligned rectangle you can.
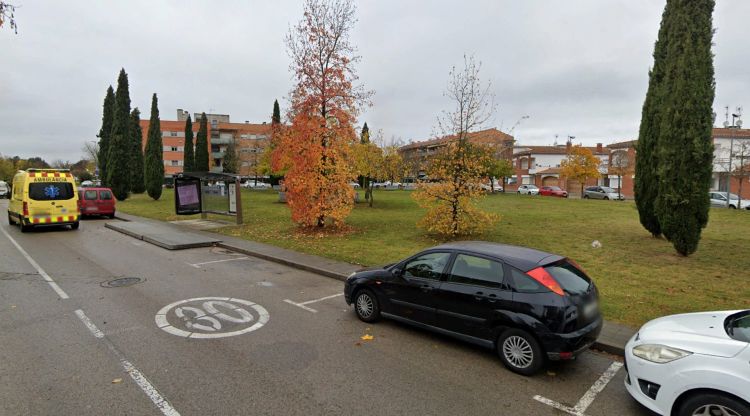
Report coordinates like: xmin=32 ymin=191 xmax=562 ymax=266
xmin=344 ymin=243 xmax=750 ymax=415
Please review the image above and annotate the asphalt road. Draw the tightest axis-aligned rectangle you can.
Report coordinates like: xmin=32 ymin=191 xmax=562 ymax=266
xmin=0 ymin=200 xmax=656 ymax=416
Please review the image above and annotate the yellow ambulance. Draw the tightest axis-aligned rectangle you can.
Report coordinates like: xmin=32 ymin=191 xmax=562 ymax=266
xmin=7 ymin=169 xmax=80 ymax=232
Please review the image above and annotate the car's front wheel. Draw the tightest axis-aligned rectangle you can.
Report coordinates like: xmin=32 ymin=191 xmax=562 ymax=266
xmin=677 ymin=392 xmax=750 ymax=416
xmin=497 ymin=329 xmax=544 ymax=376
xmin=353 ymin=289 xmax=380 ymax=323
xmin=583 ymin=194 xmax=589 ymax=199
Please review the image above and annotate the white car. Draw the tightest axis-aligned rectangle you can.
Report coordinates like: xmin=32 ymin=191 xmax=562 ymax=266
xmin=625 ymin=310 xmax=750 ymax=416
xmin=517 ymin=184 xmax=539 ymax=195
xmin=242 ymin=181 xmax=271 ymax=189
xmin=709 ymin=191 xmax=750 ymax=210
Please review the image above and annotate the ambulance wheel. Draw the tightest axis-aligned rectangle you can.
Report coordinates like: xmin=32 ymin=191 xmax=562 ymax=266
xmin=71 ymin=221 xmax=79 ymax=230
xmin=20 ymin=221 xmax=31 ymax=233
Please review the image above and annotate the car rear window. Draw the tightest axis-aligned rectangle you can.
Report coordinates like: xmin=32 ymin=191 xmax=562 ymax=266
xmin=100 ymin=190 xmax=112 ymax=200
xmin=29 ymin=182 xmax=74 ymax=201
xmin=84 ymin=190 xmax=98 ymax=200
xmin=726 ymin=310 xmax=750 ymax=343
xmin=544 ymin=260 xmax=591 ymax=295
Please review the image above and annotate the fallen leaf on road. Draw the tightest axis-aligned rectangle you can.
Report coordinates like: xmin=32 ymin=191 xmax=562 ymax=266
xmin=361 ymin=334 xmax=374 ymax=341
xmin=546 ymin=371 xmax=556 ymax=377
xmin=112 ymin=378 xmax=123 ymax=384
xmin=354 ymin=342 xmax=362 ymax=347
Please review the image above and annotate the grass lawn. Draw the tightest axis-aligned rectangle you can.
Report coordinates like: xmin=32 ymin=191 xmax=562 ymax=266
xmin=118 ymin=189 xmax=750 ymax=327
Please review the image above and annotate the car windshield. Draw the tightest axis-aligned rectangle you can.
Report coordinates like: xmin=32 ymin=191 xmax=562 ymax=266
xmin=527 ymin=185 xmax=538 ymax=189
xmin=28 ymin=182 xmax=74 ymax=201
xmin=600 ymin=187 xmax=616 ymax=193
xmin=725 ymin=310 xmax=750 ymax=343
xmin=548 ymin=186 xmax=561 ymax=191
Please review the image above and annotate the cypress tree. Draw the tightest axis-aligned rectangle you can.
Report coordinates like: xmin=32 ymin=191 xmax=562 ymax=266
xmin=360 ymin=122 xmax=370 ymax=144
xmin=107 ymin=68 xmax=132 ymax=201
xmin=97 ymin=86 xmax=115 ymax=186
xmin=655 ymin=0 xmax=715 ymax=256
xmin=195 ymin=113 xmax=209 ymax=171
xmin=635 ymin=2 xmax=673 ymax=238
xmin=183 ymin=115 xmax=195 ymax=173
xmin=144 ymin=94 xmax=164 ymax=200
xmin=222 ymin=139 xmax=239 ymax=174
xmin=130 ymin=108 xmax=146 ymax=193
xmin=272 ymin=100 xmax=281 ymax=125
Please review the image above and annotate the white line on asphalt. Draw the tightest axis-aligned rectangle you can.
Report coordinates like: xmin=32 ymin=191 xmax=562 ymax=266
xmin=298 ymin=293 xmax=343 ymax=305
xmin=74 ymin=309 xmax=181 ymax=416
xmin=283 ymin=299 xmax=318 ymax=313
xmin=533 ymin=361 xmax=623 ymax=416
xmin=0 ymin=226 xmax=70 ymax=299
xmin=188 ymin=257 xmax=251 ymax=268
xmin=283 ymin=293 xmax=344 ymax=313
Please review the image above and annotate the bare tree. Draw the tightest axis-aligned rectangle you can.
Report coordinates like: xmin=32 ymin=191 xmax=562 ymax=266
xmin=731 ymin=141 xmax=750 ymax=208
xmin=609 ymin=150 xmax=633 ymax=199
xmin=412 ymin=55 xmax=499 ymax=237
xmin=0 ymin=2 xmax=18 ymax=34
xmin=82 ymin=141 xmax=99 ymax=171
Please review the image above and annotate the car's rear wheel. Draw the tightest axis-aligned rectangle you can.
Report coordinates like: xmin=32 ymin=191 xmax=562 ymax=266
xmin=730 ymin=205 xmax=737 ymax=209
xmin=603 ymin=196 xmax=609 ymax=200
xmin=353 ymin=289 xmax=380 ymax=323
xmin=20 ymin=220 xmax=31 ymax=233
xmin=7 ymin=211 xmax=13 ymax=226
xmin=678 ymin=392 xmax=750 ymax=416
xmin=497 ymin=329 xmax=544 ymax=376
xmin=583 ymin=195 xmax=589 ymax=199
xmin=71 ymin=221 xmax=79 ymax=230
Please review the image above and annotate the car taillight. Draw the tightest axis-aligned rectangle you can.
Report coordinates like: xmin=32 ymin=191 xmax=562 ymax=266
xmin=526 ymin=267 xmax=564 ymax=296
xmin=22 ymin=201 xmax=28 ymax=217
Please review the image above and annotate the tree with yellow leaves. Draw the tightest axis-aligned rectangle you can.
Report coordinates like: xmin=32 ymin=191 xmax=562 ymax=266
xmin=561 ymin=145 xmax=602 ymax=196
xmin=412 ymin=56 xmax=499 ymax=238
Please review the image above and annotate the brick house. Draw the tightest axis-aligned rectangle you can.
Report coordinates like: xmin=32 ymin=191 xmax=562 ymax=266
xmin=508 ymin=142 xmax=609 ymax=195
xmin=399 ymin=128 xmax=515 ymax=179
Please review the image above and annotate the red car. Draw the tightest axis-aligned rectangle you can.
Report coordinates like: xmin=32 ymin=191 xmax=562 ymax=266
xmin=539 ymin=186 xmax=568 ymax=198
xmin=78 ymin=187 xmax=116 ymax=218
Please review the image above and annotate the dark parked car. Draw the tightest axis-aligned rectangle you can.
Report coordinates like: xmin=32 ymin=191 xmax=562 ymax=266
xmin=539 ymin=186 xmax=568 ymax=198
xmin=344 ymin=242 xmax=602 ymax=375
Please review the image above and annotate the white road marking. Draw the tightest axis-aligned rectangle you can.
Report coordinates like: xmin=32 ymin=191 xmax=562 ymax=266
xmin=155 ymin=297 xmax=269 ymax=339
xmin=0 ymin=226 xmax=70 ymax=299
xmin=283 ymin=293 xmax=344 ymax=313
xmin=533 ymin=361 xmax=623 ymax=416
xmin=283 ymin=299 xmax=319 ymax=313
xmin=188 ymin=257 xmax=251 ymax=268
xmin=74 ymin=309 xmax=180 ymax=416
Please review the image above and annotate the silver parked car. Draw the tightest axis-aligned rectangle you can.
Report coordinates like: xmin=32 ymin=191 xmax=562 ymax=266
xmin=517 ymin=184 xmax=539 ymax=195
xmin=709 ymin=191 xmax=750 ymax=210
xmin=583 ymin=186 xmax=625 ymax=200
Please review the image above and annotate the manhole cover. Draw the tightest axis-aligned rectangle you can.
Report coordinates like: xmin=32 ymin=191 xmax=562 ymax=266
xmin=101 ymin=277 xmax=144 ymax=288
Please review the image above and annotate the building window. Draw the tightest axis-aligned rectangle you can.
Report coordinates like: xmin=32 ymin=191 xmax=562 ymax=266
xmin=170 ymin=132 xmax=178 ymax=137
xmin=257 ymin=135 xmax=267 ymax=140
xmin=520 ymin=158 xmax=529 ymax=169
xmin=521 ymin=175 xmax=532 ymax=185
xmin=171 ymin=160 xmax=179 ymax=166
xmin=240 ymin=134 xmax=249 ymax=139
xmin=250 ymin=134 xmax=257 ymax=140
xmin=171 ymin=146 xmax=178 ymax=152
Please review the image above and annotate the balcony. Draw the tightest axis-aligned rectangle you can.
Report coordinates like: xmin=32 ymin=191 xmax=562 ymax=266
xmin=211 ymin=137 xmax=234 ymax=145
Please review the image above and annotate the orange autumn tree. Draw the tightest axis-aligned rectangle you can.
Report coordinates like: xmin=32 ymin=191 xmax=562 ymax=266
xmin=561 ymin=145 xmax=602 ymax=196
xmin=272 ymin=0 xmax=372 ymax=228
xmin=412 ymin=56 xmax=500 ymax=237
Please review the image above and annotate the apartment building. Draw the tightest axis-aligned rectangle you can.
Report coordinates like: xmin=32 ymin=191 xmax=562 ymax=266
xmin=139 ymin=109 xmax=272 ymax=178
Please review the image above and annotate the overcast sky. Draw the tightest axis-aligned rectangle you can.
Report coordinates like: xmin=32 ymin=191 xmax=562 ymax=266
xmin=1 ymin=0 xmax=748 ymax=162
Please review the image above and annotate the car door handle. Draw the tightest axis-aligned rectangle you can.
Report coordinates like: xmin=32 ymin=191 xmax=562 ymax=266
xmin=486 ymin=293 xmax=497 ymax=303
xmin=474 ymin=291 xmax=484 ymax=300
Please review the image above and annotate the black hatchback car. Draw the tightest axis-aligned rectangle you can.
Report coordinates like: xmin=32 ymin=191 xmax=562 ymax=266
xmin=344 ymin=241 xmax=602 ymax=375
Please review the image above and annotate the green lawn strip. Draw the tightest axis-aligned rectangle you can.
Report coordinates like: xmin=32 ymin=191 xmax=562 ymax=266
xmin=118 ymin=189 xmax=750 ymax=327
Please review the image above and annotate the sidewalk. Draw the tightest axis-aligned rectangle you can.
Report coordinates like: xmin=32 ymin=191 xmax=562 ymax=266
xmin=112 ymin=211 xmax=636 ymax=356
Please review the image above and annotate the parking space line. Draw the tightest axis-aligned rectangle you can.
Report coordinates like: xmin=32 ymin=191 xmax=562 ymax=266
xmin=74 ymin=309 xmax=181 ymax=416
xmin=533 ymin=361 xmax=623 ymax=416
xmin=283 ymin=299 xmax=319 ymax=313
xmin=188 ymin=257 xmax=250 ymax=268
xmin=283 ymin=293 xmax=344 ymax=313
xmin=0 ymin=226 xmax=70 ymax=299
